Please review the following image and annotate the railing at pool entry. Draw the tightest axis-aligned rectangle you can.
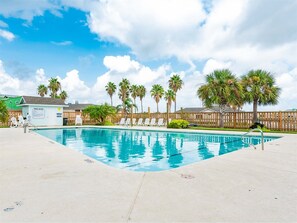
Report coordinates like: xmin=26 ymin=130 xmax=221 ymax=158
xmin=241 ymin=128 xmax=264 ymax=150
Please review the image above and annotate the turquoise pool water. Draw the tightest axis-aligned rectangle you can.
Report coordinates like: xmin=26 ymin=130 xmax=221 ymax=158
xmin=34 ymin=128 xmax=279 ymax=171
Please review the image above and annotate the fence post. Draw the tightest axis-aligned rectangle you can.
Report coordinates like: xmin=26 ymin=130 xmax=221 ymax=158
xmin=131 ymin=107 xmax=133 ymax=127
xmin=233 ymin=112 xmax=236 ymax=128
xmin=166 ymin=103 xmax=169 ymax=126
xmin=148 ymin=107 xmax=150 ymax=119
xmin=278 ymin=111 xmax=282 ymax=131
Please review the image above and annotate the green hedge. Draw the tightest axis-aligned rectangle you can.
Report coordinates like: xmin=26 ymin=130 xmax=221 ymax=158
xmin=167 ymin=119 xmax=189 ymax=129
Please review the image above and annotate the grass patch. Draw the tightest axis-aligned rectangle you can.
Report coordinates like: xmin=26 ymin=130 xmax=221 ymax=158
xmin=189 ymin=126 xmax=297 ymax=134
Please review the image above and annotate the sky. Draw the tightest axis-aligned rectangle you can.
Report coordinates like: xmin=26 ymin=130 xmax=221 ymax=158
xmin=0 ymin=0 xmax=296 ymax=112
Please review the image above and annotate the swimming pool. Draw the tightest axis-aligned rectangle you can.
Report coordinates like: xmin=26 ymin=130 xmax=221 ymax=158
xmin=35 ymin=127 xmax=279 ymax=171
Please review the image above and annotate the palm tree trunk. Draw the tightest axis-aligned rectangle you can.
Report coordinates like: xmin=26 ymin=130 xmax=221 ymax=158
xmin=110 ymin=96 xmax=113 ymax=106
xmin=133 ymin=98 xmax=136 ymax=113
xmin=174 ymin=98 xmax=177 ymax=113
xmin=141 ymin=99 xmax=143 ymax=113
xmin=253 ymin=100 xmax=258 ymax=123
xmin=157 ymin=102 xmax=159 ymax=113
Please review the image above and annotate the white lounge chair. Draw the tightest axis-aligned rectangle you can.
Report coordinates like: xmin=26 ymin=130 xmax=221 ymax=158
xmin=118 ymin=118 xmax=126 ymax=125
xmin=18 ymin=115 xmax=24 ymax=127
xmin=137 ymin=118 xmax=143 ymax=125
xmin=143 ymin=118 xmax=150 ymax=126
xmin=149 ymin=118 xmax=156 ymax=126
xmin=75 ymin=115 xmax=83 ymax=125
xmin=132 ymin=118 xmax=136 ymax=125
xmin=10 ymin=117 xmax=18 ymax=128
xmin=125 ymin=118 xmax=131 ymax=126
xmin=157 ymin=118 xmax=164 ymax=126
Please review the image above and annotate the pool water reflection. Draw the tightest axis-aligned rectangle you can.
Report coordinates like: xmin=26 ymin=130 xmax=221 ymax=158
xmin=35 ymin=128 xmax=278 ymax=171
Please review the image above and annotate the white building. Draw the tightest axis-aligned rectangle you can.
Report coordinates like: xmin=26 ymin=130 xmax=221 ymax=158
xmin=19 ymin=96 xmax=68 ymax=126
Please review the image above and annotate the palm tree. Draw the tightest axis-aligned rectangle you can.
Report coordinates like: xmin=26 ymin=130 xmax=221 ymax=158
xmin=197 ymin=69 xmax=243 ymax=128
xmin=150 ymin=84 xmax=164 ymax=113
xmin=0 ymin=100 xmax=9 ymax=124
xmin=241 ymin=70 xmax=280 ymax=123
xmin=118 ymin=78 xmax=130 ymax=108
xmin=105 ymin=82 xmax=117 ymax=106
xmin=116 ymin=98 xmax=137 ymax=117
xmin=83 ymin=103 xmax=117 ymax=124
xmin=130 ymin=84 xmax=138 ymax=113
xmin=59 ymin=90 xmax=68 ymax=101
xmin=48 ymin=77 xmax=61 ymax=98
xmin=169 ymin=74 xmax=184 ymax=113
xmin=164 ymin=89 xmax=176 ymax=113
xmin=137 ymin=85 xmax=146 ymax=113
xmin=37 ymin=84 xmax=48 ymax=97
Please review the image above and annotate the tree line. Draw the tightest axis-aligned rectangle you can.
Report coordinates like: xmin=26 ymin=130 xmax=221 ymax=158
xmin=105 ymin=69 xmax=280 ymax=127
xmin=105 ymin=74 xmax=184 ymax=114
xmin=37 ymin=78 xmax=68 ymax=101
xmin=32 ymin=69 xmax=280 ymax=128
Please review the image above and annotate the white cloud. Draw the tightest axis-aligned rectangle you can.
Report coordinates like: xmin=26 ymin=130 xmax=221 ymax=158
xmin=51 ymin=41 xmax=73 ymax=46
xmin=275 ymin=68 xmax=297 ymax=109
xmin=74 ymin=0 xmax=296 ymax=66
xmin=0 ymin=60 xmax=36 ymax=95
xmin=1 ymin=56 xmax=297 ymax=111
xmin=1 ymin=0 xmax=297 ymax=111
xmin=0 ymin=20 xmax=8 ymax=28
xmin=58 ymin=69 xmax=91 ymax=103
xmin=202 ymin=59 xmax=232 ymax=74
xmin=35 ymin=68 xmax=47 ymax=83
xmin=0 ymin=0 xmax=60 ymax=21
xmin=93 ymin=55 xmax=170 ymax=109
xmin=0 ymin=29 xmax=15 ymax=41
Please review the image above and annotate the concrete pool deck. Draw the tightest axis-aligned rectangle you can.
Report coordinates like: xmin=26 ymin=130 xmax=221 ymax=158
xmin=0 ymin=127 xmax=296 ymax=222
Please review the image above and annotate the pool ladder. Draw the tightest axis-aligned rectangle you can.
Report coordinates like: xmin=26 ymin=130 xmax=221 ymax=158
xmin=241 ymin=128 xmax=264 ymax=150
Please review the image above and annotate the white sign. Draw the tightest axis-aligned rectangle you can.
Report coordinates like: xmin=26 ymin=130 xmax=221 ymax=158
xmin=32 ymin=108 xmax=45 ymax=119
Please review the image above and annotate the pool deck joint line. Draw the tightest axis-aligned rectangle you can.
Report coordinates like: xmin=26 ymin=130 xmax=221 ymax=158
xmin=126 ymin=173 xmax=146 ymax=222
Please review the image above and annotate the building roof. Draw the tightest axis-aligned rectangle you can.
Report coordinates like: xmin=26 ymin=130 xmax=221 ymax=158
xmin=19 ymin=96 xmax=67 ymax=106
xmin=176 ymin=106 xmax=236 ymax=113
xmin=0 ymin=96 xmax=22 ymax=110
xmin=64 ymin=103 xmax=94 ymax=111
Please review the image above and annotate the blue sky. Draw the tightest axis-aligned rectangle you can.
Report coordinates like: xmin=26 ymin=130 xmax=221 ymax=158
xmin=0 ymin=7 xmax=192 ymax=85
xmin=0 ymin=0 xmax=296 ymax=111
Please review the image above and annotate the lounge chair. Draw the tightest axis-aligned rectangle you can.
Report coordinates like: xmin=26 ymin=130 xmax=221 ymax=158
xmin=18 ymin=115 xmax=24 ymax=127
xmin=10 ymin=117 xmax=18 ymax=128
xmin=118 ymin=118 xmax=126 ymax=125
xmin=75 ymin=115 xmax=83 ymax=125
xmin=137 ymin=118 xmax=143 ymax=125
xmin=125 ymin=118 xmax=131 ymax=126
xmin=143 ymin=118 xmax=150 ymax=126
xmin=149 ymin=118 xmax=156 ymax=126
xmin=157 ymin=118 xmax=164 ymax=126
xmin=132 ymin=118 xmax=137 ymax=126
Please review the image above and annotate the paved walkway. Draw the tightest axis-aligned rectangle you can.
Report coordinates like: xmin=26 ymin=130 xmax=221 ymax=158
xmin=0 ymin=127 xmax=296 ymax=222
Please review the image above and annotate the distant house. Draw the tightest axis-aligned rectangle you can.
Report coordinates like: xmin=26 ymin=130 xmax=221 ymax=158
xmin=0 ymin=95 xmax=22 ymax=111
xmin=64 ymin=102 xmax=94 ymax=113
xmin=18 ymin=96 xmax=68 ymax=126
xmin=286 ymin=108 xmax=297 ymax=111
xmin=176 ymin=106 xmax=236 ymax=113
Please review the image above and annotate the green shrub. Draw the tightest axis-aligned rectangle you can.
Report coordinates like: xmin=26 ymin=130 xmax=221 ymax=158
xmin=96 ymin=120 xmax=114 ymax=126
xmin=103 ymin=120 xmax=114 ymax=126
xmin=167 ymin=119 xmax=189 ymax=129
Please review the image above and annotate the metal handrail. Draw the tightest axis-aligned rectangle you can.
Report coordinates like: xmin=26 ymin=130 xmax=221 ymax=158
xmin=241 ymin=128 xmax=264 ymax=150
